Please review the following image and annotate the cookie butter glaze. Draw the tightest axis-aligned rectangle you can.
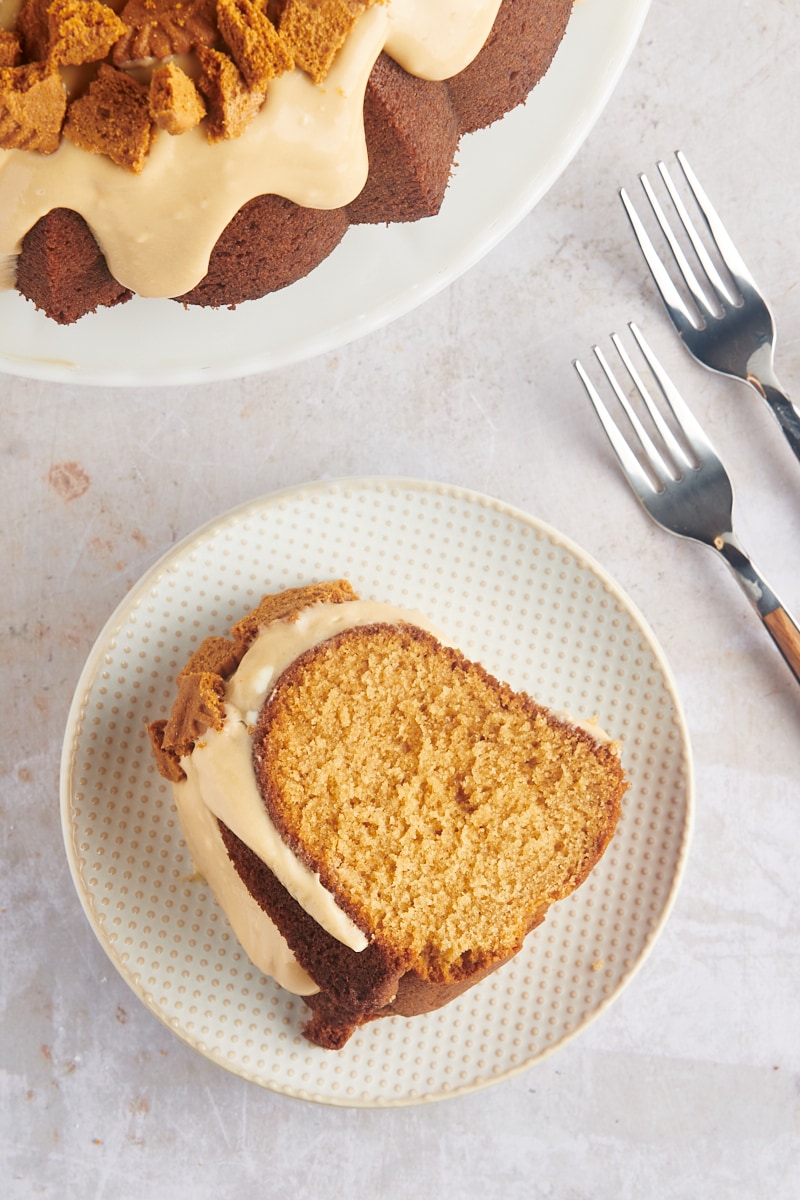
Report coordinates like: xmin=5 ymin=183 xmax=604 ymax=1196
xmin=0 ymin=0 xmax=502 ymax=298
xmin=174 ymin=761 xmax=321 ymax=995
xmin=176 ymin=599 xmax=447 ymax=983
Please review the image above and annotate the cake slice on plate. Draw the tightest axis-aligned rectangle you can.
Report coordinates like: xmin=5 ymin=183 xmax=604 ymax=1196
xmin=149 ymin=580 xmax=626 ymax=1048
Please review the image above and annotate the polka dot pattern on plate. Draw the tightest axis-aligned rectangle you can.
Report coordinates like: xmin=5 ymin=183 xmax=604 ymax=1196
xmin=61 ymin=477 xmax=693 ymax=1107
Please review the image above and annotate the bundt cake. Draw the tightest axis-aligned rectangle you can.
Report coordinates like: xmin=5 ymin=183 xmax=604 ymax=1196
xmin=0 ymin=0 xmax=574 ymax=324
xmin=148 ymin=580 xmax=627 ymax=1049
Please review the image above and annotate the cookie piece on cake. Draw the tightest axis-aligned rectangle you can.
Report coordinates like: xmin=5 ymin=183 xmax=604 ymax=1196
xmin=149 ymin=580 xmax=627 ymax=1048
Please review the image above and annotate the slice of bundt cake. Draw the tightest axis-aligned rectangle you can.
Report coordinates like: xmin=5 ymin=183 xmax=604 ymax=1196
xmin=149 ymin=581 xmax=627 ymax=1049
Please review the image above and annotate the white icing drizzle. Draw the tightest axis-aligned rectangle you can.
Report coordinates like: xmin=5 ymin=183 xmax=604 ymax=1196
xmin=0 ymin=0 xmax=502 ymax=297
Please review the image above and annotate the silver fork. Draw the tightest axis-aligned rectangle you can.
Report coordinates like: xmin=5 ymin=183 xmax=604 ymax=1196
xmin=620 ymin=151 xmax=800 ymax=465
xmin=575 ymin=323 xmax=800 ymax=686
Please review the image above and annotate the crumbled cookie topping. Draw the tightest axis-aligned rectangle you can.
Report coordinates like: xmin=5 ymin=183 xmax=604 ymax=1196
xmin=46 ymin=0 xmax=127 ymax=66
xmin=163 ymin=669 xmax=229 ymax=756
xmin=15 ymin=0 xmax=51 ymax=61
xmin=217 ymin=0 xmax=294 ymax=92
xmin=0 ymin=0 xmax=377 ymax=166
xmin=0 ymin=61 xmax=66 ymax=152
xmin=111 ymin=0 xmax=218 ymax=68
xmin=195 ymin=42 xmax=267 ymax=141
xmin=280 ymin=0 xmax=356 ymax=84
xmin=63 ymin=62 xmax=154 ymax=170
xmin=0 ymin=29 xmax=23 ymax=66
xmin=149 ymin=59 xmax=206 ymax=134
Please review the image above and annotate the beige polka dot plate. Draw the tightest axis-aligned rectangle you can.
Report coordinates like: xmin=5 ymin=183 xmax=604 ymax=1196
xmin=60 ymin=477 xmax=693 ymax=1106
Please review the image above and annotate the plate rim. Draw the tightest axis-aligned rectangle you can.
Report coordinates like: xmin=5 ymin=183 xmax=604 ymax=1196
xmin=60 ymin=474 xmax=694 ymax=1107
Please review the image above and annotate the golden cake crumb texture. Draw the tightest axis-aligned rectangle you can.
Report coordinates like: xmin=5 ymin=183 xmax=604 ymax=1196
xmin=255 ymin=622 xmax=627 ymax=980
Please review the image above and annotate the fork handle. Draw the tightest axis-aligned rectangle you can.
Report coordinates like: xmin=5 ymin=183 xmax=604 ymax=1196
xmin=717 ymin=533 xmax=800 ymax=685
xmin=763 ymin=608 xmax=800 ymax=682
xmin=756 ymin=379 xmax=800 ymax=466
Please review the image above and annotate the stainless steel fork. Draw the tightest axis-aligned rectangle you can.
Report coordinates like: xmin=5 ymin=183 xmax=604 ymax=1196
xmin=621 ymin=151 xmax=800 ymax=464
xmin=575 ymin=323 xmax=800 ymax=686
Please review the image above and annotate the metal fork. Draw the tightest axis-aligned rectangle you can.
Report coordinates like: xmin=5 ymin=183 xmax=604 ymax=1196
xmin=575 ymin=323 xmax=800 ymax=686
xmin=620 ymin=151 xmax=800 ymax=464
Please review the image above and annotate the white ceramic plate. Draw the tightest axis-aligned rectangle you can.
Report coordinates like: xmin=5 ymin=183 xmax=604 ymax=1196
xmin=61 ymin=477 xmax=692 ymax=1107
xmin=1 ymin=0 xmax=651 ymax=386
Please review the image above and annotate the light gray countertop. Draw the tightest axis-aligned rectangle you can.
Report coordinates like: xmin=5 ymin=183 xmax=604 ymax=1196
xmin=3 ymin=1 xmax=799 ymax=1196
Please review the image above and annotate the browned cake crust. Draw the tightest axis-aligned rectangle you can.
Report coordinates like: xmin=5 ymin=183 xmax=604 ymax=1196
xmin=10 ymin=0 xmax=573 ymax=322
xmin=448 ymin=0 xmax=572 ymax=134
xmin=15 ymin=207 xmax=133 ymax=324
xmin=174 ymin=193 xmax=350 ymax=308
xmin=230 ymin=577 xmax=359 ymax=643
xmin=345 ymin=51 xmax=460 ymax=226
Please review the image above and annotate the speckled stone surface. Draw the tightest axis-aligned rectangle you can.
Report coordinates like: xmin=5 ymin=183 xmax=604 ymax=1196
xmin=2 ymin=1 xmax=799 ymax=1196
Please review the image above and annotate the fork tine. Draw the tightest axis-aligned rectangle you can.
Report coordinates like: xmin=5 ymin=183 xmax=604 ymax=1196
xmin=628 ymin=322 xmax=718 ymax=464
xmin=609 ymin=331 xmax=694 ymax=474
xmin=636 ymin=172 xmax=720 ymax=320
xmin=656 ymin=157 xmax=737 ymax=307
xmin=620 ymin=186 xmax=699 ymax=338
xmin=675 ymin=150 xmax=757 ymax=292
xmin=574 ymin=357 xmax=658 ymax=497
xmin=591 ymin=344 xmax=665 ymax=464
